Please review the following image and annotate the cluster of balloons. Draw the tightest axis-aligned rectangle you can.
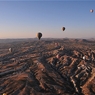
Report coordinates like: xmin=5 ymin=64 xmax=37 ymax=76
xmin=36 ymin=27 xmax=65 ymax=40
xmin=36 ymin=9 xmax=93 ymax=40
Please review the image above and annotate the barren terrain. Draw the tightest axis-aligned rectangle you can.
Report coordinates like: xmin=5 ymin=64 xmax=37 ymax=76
xmin=0 ymin=38 xmax=95 ymax=95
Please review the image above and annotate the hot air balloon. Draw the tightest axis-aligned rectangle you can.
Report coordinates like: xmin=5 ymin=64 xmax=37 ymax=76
xmin=90 ymin=9 xmax=94 ymax=13
xmin=83 ymin=56 xmax=85 ymax=60
xmin=37 ymin=32 xmax=42 ymax=40
xmin=62 ymin=27 xmax=65 ymax=31
xmin=9 ymin=48 xmax=12 ymax=53
xmin=56 ymin=54 xmax=61 ymax=59
xmin=3 ymin=93 xmax=7 ymax=95
xmin=55 ymin=43 xmax=58 ymax=47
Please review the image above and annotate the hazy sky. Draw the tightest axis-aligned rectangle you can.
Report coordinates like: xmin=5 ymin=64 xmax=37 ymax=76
xmin=0 ymin=0 xmax=95 ymax=38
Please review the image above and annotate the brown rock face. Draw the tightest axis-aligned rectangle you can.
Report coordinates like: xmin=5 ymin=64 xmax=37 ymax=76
xmin=0 ymin=39 xmax=95 ymax=95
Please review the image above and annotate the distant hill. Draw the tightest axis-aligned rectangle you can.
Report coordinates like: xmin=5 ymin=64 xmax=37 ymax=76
xmin=0 ymin=38 xmax=95 ymax=43
xmin=0 ymin=38 xmax=36 ymax=43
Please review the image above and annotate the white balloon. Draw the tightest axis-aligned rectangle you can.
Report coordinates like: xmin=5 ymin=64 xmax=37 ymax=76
xmin=3 ymin=93 xmax=7 ymax=95
xmin=9 ymin=48 xmax=12 ymax=52
xmin=83 ymin=56 xmax=85 ymax=60
xmin=90 ymin=9 xmax=94 ymax=13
